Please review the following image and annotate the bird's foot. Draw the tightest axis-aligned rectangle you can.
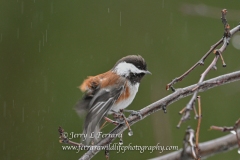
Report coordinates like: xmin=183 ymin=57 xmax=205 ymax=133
xmin=124 ymin=110 xmax=143 ymax=119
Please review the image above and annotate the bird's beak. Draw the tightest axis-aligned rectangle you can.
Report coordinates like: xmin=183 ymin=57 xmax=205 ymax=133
xmin=144 ymin=70 xmax=152 ymax=75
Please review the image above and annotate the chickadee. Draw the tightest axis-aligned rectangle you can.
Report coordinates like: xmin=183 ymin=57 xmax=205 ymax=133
xmin=75 ymin=55 xmax=151 ymax=145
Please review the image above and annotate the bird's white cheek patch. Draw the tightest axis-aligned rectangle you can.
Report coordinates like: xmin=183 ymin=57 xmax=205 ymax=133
xmin=114 ymin=62 xmax=144 ymax=76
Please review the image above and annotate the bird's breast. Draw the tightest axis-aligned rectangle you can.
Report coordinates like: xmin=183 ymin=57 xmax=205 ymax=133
xmin=110 ymin=82 xmax=139 ymax=113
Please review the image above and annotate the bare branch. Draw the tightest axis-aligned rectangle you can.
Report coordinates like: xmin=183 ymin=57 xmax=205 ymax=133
xmin=211 ymin=118 xmax=240 ymax=149
xmin=210 ymin=125 xmax=234 ymax=132
xmin=166 ymin=38 xmax=222 ymax=91
xmin=235 ymin=119 xmax=240 ymax=149
xmin=221 ymin=9 xmax=231 ymax=38
xmin=58 ymin=126 xmax=82 ymax=146
xmin=166 ymin=10 xmax=237 ymax=91
xmin=221 ymin=9 xmax=228 ymax=26
xmin=195 ymin=96 xmax=202 ymax=159
xmin=180 ymin=97 xmax=202 ymax=160
xmin=181 ymin=127 xmax=197 ymax=159
xmin=175 ymin=10 xmax=238 ymax=125
xmin=177 ymin=36 xmax=228 ymax=125
xmin=151 ymin=130 xmax=240 ymax=160
xmin=79 ymin=70 xmax=240 ymax=160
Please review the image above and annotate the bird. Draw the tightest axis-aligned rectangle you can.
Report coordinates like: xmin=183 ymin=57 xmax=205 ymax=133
xmin=75 ymin=55 xmax=151 ymax=145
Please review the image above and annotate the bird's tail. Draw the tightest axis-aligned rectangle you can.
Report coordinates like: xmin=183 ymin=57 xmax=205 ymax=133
xmin=82 ymin=123 xmax=100 ymax=145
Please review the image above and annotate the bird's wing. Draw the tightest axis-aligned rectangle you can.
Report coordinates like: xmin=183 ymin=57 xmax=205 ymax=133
xmin=74 ymin=77 xmax=101 ymax=116
xmin=82 ymin=83 xmax=125 ymax=145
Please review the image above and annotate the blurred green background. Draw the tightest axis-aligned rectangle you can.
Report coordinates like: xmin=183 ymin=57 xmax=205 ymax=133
xmin=1 ymin=0 xmax=240 ymax=160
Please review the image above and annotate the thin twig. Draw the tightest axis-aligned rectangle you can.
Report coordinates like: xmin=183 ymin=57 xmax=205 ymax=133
xmin=221 ymin=9 xmax=231 ymax=38
xmin=210 ymin=125 xmax=234 ymax=132
xmin=177 ymin=9 xmax=235 ymax=125
xmin=193 ymin=105 xmax=198 ymax=119
xmin=195 ymin=96 xmax=202 ymax=159
xmin=178 ymin=41 xmax=223 ymax=125
xmin=151 ymin=130 xmax=240 ymax=160
xmin=211 ymin=118 xmax=240 ymax=149
xmin=79 ymin=70 xmax=240 ymax=160
xmin=215 ymin=49 xmax=227 ymax=67
xmin=181 ymin=127 xmax=197 ymax=159
xmin=58 ymin=126 xmax=83 ymax=146
xmin=221 ymin=9 xmax=228 ymax=26
xmin=166 ymin=38 xmax=223 ymax=90
xmin=166 ymin=9 xmax=233 ymax=91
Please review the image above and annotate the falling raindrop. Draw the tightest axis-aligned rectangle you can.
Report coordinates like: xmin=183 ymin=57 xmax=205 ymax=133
xmin=44 ymin=76 xmax=48 ymax=93
xmin=17 ymin=28 xmax=19 ymax=39
xmin=108 ymin=8 xmax=110 ymax=13
xmin=0 ymin=33 xmax=2 ymax=42
xmin=3 ymin=141 xmax=5 ymax=150
xmin=119 ymin=138 xmax=123 ymax=145
xmin=12 ymin=100 xmax=14 ymax=108
xmin=43 ymin=34 xmax=45 ymax=46
xmin=230 ymin=130 xmax=236 ymax=135
xmin=3 ymin=102 xmax=6 ymax=117
xmin=51 ymin=1 xmax=54 ymax=14
xmin=128 ymin=129 xmax=133 ymax=136
xmin=170 ymin=13 xmax=173 ymax=25
xmin=184 ymin=21 xmax=188 ymax=34
xmin=162 ymin=0 xmax=164 ymax=8
xmin=21 ymin=1 xmax=24 ymax=14
xmin=46 ymin=30 xmax=48 ymax=42
xmin=39 ymin=40 xmax=41 ymax=52
xmin=120 ymin=11 xmax=121 ymax=27
xmin=22 ymin=107 xmax=25 ymax=122
xmin=34 ymin=0 xmax=35 ymax=3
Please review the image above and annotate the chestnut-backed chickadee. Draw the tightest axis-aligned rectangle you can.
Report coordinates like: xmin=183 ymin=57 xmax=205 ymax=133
xmin=75 ymin=55 xmax=151 ymax=145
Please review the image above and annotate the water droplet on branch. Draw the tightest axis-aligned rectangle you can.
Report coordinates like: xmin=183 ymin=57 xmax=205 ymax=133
xmin=128 ymin=130 xmax=133 ymax=136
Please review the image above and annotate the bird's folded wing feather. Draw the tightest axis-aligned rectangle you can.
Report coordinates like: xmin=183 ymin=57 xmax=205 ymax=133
xmin=82 ymin=84 xmax=125 ymax=144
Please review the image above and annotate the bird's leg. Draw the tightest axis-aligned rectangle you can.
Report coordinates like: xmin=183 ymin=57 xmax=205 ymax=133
xmin=103 ymin=117 xmax=122 ymax=126
xmin=110 ymin=110 xmax=131 ymax=128
xmin=110 ymin=110 xmax=125 ymax=123
xmin=119 ymin=110 xmax=132 ymax=132
xmin=101 ymin=109 xmax=129 ymax=130
xmin=100 ymin=116 xmax=123 ymax=131
xmin=105 ymin=110 xmax=134 ymax=136
xmin=123 ymin=109 xmax=143 ymax=119
xmin=112 ymin=109 xmax=133 ymax=136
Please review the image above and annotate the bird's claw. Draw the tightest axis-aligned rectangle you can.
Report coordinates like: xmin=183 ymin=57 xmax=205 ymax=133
xmin=125 ymin=110 xmax=142 ymax=119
